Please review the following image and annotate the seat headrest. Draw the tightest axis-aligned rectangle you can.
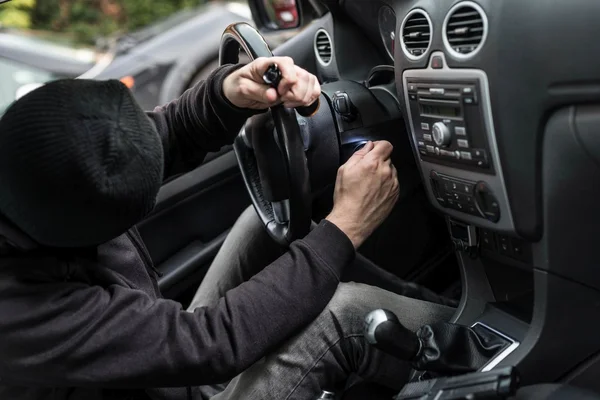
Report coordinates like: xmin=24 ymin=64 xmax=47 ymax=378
xmin=0 ymin=214 xmax=38 ymax=251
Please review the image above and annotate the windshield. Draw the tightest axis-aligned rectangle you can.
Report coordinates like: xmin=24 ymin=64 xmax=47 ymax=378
xmin=118 ymin=6 xmax=208 ymax=47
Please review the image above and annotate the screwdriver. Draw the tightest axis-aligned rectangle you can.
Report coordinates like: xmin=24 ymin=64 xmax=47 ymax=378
xmin=263 ymin=63 xmax=320 ymax=117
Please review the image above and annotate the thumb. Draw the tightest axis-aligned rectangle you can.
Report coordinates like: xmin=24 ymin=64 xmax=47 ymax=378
xmin=345 ymin=141 xmax=374 ymax=167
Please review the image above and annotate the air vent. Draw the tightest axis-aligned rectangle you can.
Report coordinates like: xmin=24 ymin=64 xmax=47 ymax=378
xmin=444 ymin=1 xmax=488 ymax=58
xmin=314 ymin=29 xmax=332 ymax=66
xmin=400 ymin=9 xmax=432 ymax=60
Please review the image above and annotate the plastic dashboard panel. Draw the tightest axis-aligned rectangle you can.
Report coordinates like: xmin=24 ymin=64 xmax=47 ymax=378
xmin=341 ymin=0 xmax=600 ymax=241
xmin=403 ymin=52 xmax=515 ymax=233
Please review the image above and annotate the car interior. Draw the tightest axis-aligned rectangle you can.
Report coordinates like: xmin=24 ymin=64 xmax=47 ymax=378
xmin=137 ymin=0 xmax=600 ymax=397
xmin=2 ymin=0 xmax=600 ymax=398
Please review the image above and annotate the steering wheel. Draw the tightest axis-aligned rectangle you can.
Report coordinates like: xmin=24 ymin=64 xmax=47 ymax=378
xmin=220 ymin=23 xmax=399 ymax=247
xmin=221 ymin=23 xmax=316 ymax=246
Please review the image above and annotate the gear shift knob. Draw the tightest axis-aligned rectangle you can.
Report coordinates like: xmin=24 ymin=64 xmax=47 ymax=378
xmin=364 ymin=309 xmax=421 ymax=361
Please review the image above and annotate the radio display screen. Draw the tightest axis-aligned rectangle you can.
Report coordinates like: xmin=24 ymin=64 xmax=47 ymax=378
xmin=420 ymin=104 xmax=461 ymax=118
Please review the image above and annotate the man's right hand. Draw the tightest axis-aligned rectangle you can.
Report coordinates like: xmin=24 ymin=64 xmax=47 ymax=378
xmin=326 ymin=141 xmax=399 ymax=249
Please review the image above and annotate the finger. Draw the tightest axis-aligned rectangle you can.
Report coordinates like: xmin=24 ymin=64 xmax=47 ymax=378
xmin=367 ymin=141 xmax=394 ymax=161
xmin=272 ymin=57 xmax=298 ymax=94
xmin=239 ymin=78 xmax=279 ymax=105
xmin=344 ymin=141 xmax=375 ymax=168
xmin=282 ymin=69 xmax=312 ymax=108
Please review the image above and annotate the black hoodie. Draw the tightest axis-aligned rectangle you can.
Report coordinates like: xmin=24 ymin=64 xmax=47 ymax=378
xmin=0 ymin=65 xmax=355 ymax=399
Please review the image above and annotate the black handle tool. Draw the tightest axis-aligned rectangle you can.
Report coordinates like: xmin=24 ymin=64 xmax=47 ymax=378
xmin=262 ymin=63 xmax=320 ymax=117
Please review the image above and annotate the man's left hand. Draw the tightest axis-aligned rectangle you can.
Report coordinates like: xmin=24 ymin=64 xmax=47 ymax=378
xmin=222 ymin=57 xmax=321 ymax=110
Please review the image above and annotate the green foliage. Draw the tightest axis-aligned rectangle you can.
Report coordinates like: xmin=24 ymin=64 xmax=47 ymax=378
xmin=0 ymin=0 xmax=210 ymax=45
xmin=0 ymin=0 xmax=36 ymax=28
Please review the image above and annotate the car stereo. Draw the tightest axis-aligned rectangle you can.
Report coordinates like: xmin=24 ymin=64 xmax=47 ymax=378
xmin=402 ymin=52 xmax=515 ymax=233
xmin=406 ymin=80 xmax=492 ymax=173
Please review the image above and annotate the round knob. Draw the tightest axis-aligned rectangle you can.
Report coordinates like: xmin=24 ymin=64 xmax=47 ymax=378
xmin=432 ymin=122 xmax=452 ymax=147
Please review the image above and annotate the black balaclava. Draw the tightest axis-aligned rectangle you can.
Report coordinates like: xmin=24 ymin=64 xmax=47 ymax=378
xmin=0 ymin=79 xmax=164 ymax=248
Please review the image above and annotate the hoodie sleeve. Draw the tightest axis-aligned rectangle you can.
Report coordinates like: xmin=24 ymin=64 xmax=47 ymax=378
xmin=0 ymin=220 xmax=355 ymax=388
xmin=147 ymin=64 xmax=264 ymax=179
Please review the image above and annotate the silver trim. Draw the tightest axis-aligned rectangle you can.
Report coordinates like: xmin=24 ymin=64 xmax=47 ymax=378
xmin=471 ymin=322 xmax=520 ymax=372
xmin=402 ymin=52 xmax=516 ymax=233
xmin=443 ymin=1 xmax=489 ymax=60
xmin=400 ymin=9 xmax=433 ymax=61
xmin=314 ymin=29 xmax=333 ymax=67
xmin=271 ymin=200 xmax=290 ymax=224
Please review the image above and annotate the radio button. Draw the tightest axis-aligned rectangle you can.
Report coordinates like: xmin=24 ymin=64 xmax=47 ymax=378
xmin=426 ymin=145 xmax=435 ymax=153
xmin=421 ymin=122 xmax=430 ymax=131
xmin=423 ymin=133 xmax=433 ymax=142
xmin=457 ymin=139 xmax=469 ymax=148
xmin=429 ymin=88 xmax=445 ymax=95
xmin=460 ymin=151 xmax=472 ymax=160
xmin=432 ymin=122 xmax=452 ymax=147
xmin=472 ymin=149 xmax=487 ymax=159
xmin=455 ymin=127 xmax=467 ymax=136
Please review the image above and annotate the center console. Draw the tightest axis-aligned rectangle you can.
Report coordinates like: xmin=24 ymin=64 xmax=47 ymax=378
xmin=402 ymin=52 xmax=515 ymax=234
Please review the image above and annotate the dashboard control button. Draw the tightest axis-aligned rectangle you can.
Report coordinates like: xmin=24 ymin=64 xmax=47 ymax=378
xmin=409 ymin=93 xmax=417 ymax=101
xmin=435 ymin=147 xmax=440 ymax=155
xmin=462 ymin=86 xmax=474 ymax=95
xmin=498 ymin=235 xmax=512 ymax=255
xmin=408 ymin=83 xmax=418 ymax=92
xmin=459 ymin=182 xmax=473 ymax=195
xmin=423 ymin=133 xmax=432 ymax=142
xmin=455 ymin=126 xmax=466 ymax=136
xmin=460 ymin=151 xmax=472 ymax=160
xmin=418 ymin=141 xmax=425 ymax=147
xmin=421 ymin=122 xmax=430 ymax=131
xmin=440 ymin=149 xmax=454 ymax=157
xmin=426 ymin=145 xmax=435 ymax=153
xmin=457 ymin=139 xmax=469 ymax=148
xmin=429 ymin=87 xmax=445 ymax=95
xmin=467 ymin=204 xmax=480 ymax=216
xmin=419 ymin=148 xmax=427 ymax=156
xmin=463 ymin=96 xmax=475 ymax=105
xmin=432 ymin=122 xmax=452 ymax=147
xmin=431 ymin=56 xmax=444 ymax=69
xmin=474 ymin=181 xmax=501 ymax=223
xmin=480 ymin=230 xmax=495 ymax=250
xmin=454 ymin=151 xmax=461 ymax=159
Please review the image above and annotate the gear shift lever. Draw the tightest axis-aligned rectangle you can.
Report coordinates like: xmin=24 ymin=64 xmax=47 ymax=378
xmin=364 ymin=309 xmax=421 ymax=361
xmin=364 ymin=309 xmax=509 ymax=375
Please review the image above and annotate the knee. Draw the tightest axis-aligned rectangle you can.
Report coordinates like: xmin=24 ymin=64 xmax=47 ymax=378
xmin=322 ymin=282 xmax=378 ymax=336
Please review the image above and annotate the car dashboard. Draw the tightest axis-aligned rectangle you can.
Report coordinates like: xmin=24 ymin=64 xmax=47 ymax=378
xmin=293 ymin=0 xmax=600 ymax=386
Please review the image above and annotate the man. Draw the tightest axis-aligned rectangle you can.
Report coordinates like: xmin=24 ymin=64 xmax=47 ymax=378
xmin=0 ymin=57 xmax=453 ymax=399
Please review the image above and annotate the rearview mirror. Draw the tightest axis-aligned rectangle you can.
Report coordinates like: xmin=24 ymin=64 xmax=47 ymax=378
xmin=258 ymin=0 xmax=301 ymax=30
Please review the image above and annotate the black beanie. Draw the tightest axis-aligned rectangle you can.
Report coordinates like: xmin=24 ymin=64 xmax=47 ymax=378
xmin=0 ymin=79 xmax=164 ymax=248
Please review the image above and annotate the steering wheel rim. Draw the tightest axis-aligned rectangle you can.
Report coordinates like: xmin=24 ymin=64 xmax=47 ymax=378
xmin=221 ymin=23 xmax=312 ymax=246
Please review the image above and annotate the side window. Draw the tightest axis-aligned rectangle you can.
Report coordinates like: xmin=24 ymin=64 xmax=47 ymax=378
xmin=0 ymin=57 xmax=54 ymax=116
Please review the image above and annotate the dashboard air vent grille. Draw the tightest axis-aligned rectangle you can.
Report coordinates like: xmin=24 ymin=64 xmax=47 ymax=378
xmin=315 ymin=30 xmax=332 ymax=65
xmin=401 ymin=10 xmax=431 ymax=59
xmin=444 ymin=2 xmax=487 ymax=57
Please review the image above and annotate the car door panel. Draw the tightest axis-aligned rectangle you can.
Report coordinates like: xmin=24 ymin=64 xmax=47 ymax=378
xmin=137 ymin=150 xmax=250 ymax=297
